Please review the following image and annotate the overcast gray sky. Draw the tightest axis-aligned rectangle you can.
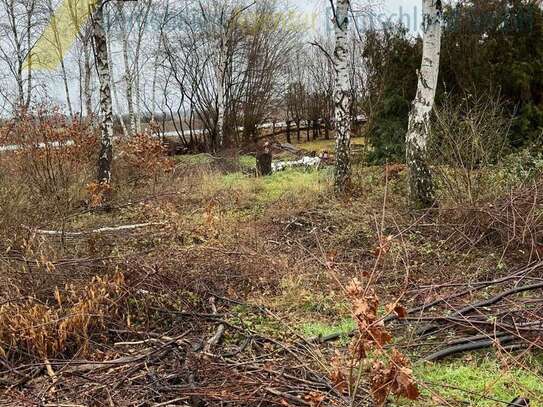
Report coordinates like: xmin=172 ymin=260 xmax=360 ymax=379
xmin=294 ymin=0 xmax=422 ymax=33
xmin=43 ymin=0 xmax=423 ymax=111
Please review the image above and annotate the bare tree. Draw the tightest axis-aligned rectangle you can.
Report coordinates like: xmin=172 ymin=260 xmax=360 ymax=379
xmin=116 ymin=1 xmax=136 ymax=135
xmin=406 ymin=0 xmax=442 ymax=207
xmin=43 ymin=0 xmax=74 ymax=116
xmin=197 ymin=0 xmax=253 ymax=149
xmin=238 ymin=0 xmax=299 ymax=144
xmin=285 ymin=45 xmax=309 ymax=143
xmin=0 ymin=0 xmax=38 ymax=110
xmin=114 ymin=0 xmax=151 ymax=135
xmin=307 ymin=37 xmax=335 ymax=141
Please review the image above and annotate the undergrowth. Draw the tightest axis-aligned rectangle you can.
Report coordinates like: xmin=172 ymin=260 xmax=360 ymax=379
xmin=0 ymin=111 xmax=541 ymax=405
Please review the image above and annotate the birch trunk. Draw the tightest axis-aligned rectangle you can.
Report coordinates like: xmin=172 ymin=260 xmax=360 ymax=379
xmin=134 ymin=59 xmax=142 ymax=133
xmin=93 ymin=2 xmax=113 ymax=185
xmin=10 ymin=13 xmax=25 ymax=109
xmin=333 ymin=0 xmax=351 ymax=193
xmin=25 ymin=5 xmax=33 ymax=108
xmin=150 ymin=51 xmax=159 ymax=125
xmin=107 ymin=29 xmax=128 ymax=137
xmin=216 ymin=37 xmax=227 ymax=150
xmin=83 ymin=39 xmax=93 ymax=119
xmin=134 ymin=1 xmax=151 ymax=134
xmin=406 ymin=0 xmax=442 ymax=208
xmin=117 ymin=3 xmax=136 ymax=136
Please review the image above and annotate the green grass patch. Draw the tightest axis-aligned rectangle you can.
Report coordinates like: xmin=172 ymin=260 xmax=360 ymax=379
xmin=300 ymin=318 xmax=355 ymax=344
xmin=398 ymin=359 xmax=543 ymax=406
xmin=228 ymin=305 xmax=284 ymax=338
xmin=239 ymin=155 xmax=256 ymax=169
xmin=293 ymin=136 xmax=365 ymax=153
xmin=218 ymin=168 xmax=330 ymax=206
xmin=174 ymin=153 xmax=215 ymax=166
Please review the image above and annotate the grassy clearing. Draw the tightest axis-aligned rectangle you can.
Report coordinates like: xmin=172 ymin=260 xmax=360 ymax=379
xmin=238 ymin=154 xmax=256 ymax=169
xmin=215 ymin=167 xmax=330 ymax=208
xmin=173 ymin=153 xmax=215 ymax=166
xmin=293 ymin=136 xmax=365 ymax=153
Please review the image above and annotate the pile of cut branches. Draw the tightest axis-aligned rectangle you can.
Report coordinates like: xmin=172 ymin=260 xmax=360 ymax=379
xmin=0 ymin=293 xmax=371 ymax=406
xmin=388 ymin=261 xmax=543 ymax=362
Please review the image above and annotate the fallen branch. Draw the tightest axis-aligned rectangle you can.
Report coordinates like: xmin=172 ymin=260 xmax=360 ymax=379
xmin=265 ymin=387 xmax=312 ymax=406
xmin=417 ymin=282 xmax=543 ymax=336
xmin=205 ymin=297 xmax=225 ymax=352
xmin=386 ymin=261 xmax=543 ymax=325
xmin=25 ymin=222 xmax=165 ymax=237
xmin=455 ymin=282 xmax=543 ymax=316
xmin=444 ymin=332 xmax=508 ymax=347
xmin=58 ymin=332 xmax=189 ymax=374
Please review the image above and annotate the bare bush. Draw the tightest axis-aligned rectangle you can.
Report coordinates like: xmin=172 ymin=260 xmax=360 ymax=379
xmin=429 ymin=93 xmax=511 ymax=205
xmin=0 ymin=107 xmax=97 ymax=203
xmin=441 ymin=176 xmax=543 ymax=257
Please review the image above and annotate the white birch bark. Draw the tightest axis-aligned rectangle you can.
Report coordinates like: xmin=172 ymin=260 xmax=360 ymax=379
xmin=406 ymin=0 xmax=442 ymax=207
xmin=216 ymin=38 xmax=227 ymax=149
xmin=134 ymin=55 xmax=142 ymax=133
xmin=134 ymin=1 xmax=151 ymax=134
xmin=333 ymin=0 xmax=351 ymax=193
xmin=93 ymin=1 xmax=113 ymax=185
xmin=3 ymin=0 xmax=26 ymax=109
xmin=150 ymin=0 xmax=169 ymax=126
xmin=107 ymin=28 xmax=128 ymax=137
xmin=24 ymin=1 xmax=34 ymax=108
xmin=117 ymin=3 xmax=136 ymax=136
xmin=82 ymin=38 xmax=93 ymax=119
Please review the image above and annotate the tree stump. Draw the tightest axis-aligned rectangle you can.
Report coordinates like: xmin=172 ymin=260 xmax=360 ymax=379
xmin=286 ymin=120 xmax=292 ymax=144
xmin=256 ymin=143 xmax=272 ymax=176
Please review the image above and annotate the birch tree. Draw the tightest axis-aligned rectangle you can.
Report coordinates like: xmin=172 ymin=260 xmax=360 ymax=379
xmin=406 ymin=0 xmax=442 ymax=207
xmin=116 ymin=2 xmax=136 ymax=135
xmin=332 ymin=0 xmax=352 ymax=193
xmin=82 ymin=31 xmax=94 ymax=119
xmin=92 ymin=1 xmax=113 ymax=185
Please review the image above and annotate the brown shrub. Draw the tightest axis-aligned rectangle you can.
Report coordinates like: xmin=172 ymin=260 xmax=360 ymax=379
xmin=117 ymin=133 xmax=174 ymax=186
xmin=0 ymin=271 xmax=124 ymax=359
xmin=0 ymin=106 xmax=97 ymax=200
